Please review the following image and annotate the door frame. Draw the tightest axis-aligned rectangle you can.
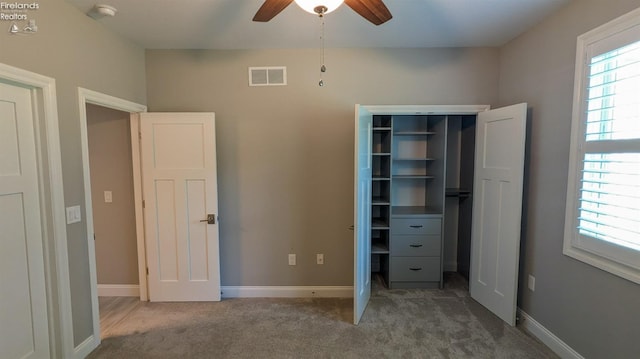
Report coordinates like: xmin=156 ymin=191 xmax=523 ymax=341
xmin=0 ymin=63 xmax=74 ymax=357
xmin=77 ymin=88 xmax=147 ymax=349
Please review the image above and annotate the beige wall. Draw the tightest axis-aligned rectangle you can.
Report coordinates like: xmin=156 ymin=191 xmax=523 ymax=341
xmin=0 ymin=0 xmax=146 ymax=348
xmin=146 ymin=48 xmax=499 ymax=286
xmin=87 ymin=104 xmax=138 ymax=285
xmin=498 ymin=0 xmax=640 ymax=357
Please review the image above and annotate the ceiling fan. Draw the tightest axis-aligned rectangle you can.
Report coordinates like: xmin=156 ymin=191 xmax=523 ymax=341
xmin=253 ymin=0 xmax=392 ymax=25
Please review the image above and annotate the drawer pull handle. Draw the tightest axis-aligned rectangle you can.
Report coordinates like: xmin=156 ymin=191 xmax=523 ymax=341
xmin=409 ymin=267 xmax=423 ymax=271
xmin=409 ymin=244 xmax=423 ymax=248
xmin=409 ymin=225 xmax=423 ymax=229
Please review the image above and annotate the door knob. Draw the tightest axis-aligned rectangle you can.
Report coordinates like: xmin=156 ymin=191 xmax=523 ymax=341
xmin=200 ymin=214 xmax=216 ymax=224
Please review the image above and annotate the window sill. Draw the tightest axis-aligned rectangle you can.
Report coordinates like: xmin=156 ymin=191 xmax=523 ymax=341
xmin=563 ymin=244 xmax=640 ymax=285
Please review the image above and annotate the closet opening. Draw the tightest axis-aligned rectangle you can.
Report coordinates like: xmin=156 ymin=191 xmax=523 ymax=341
xmin=369 ymin=114 xmax=477 ymax=290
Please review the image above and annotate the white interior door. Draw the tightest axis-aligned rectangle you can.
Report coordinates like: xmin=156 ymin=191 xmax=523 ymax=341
xmin=140 ymin=112 xmax=221 ymax=301
xmin=354 ymin=106 xmax=372 ymax=324
xmin=0 ymin=82 xmax=50 ymax=357
xmin=470 ymin=103 xmax=527 ymax=326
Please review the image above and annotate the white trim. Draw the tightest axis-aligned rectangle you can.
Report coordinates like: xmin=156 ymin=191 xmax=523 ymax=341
xmin=563 ymin=246 xmax=640 ymax=285
xmin=129 ymin=114 xmax=148 ymax=301
xmin=80 ymin=88 xmax=147 ymax=113
xmin=563 ymin=6 xmax=640 ymax=285
xmin=97 ymin=284 xmax=140 ymax=297
xmin=518 ymin=309 xmax=584 ymax=359
xmin=0 ymin=63 xmax=73 ymax=358
xmin=221 ymin=286 xmax=354 ymax=298
xmin=358 ymin=104 xmax=491 ymax=115
xmin=77 ymin=87 xmax=147 ymax=356
xmin=73 ymin=335 xmax=97 ymax=359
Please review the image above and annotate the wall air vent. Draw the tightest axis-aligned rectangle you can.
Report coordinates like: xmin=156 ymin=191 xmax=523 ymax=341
xmin=249 ymin=66 xmax=287 ymax=86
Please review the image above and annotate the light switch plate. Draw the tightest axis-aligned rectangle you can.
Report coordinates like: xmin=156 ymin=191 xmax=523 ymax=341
xmin=66 ymin=205 xmax=81 ymax=224
xmin=104 ymin=190 xmax=112 ymax=203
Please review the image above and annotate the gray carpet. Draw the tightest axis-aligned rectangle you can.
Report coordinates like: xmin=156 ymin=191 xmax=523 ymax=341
xmin=88 ymin=274 xmax=557 ymax=358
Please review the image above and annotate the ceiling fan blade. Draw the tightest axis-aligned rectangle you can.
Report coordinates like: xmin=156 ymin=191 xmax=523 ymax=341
xmin=344 ymin=0 xmax=392 ymax=25
xmin=253 ymin=0 xmax=295 ymax=22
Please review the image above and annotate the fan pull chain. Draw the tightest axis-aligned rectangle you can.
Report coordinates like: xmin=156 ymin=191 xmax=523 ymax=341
xmin=319 ymin=15 xmax=326 ymax=87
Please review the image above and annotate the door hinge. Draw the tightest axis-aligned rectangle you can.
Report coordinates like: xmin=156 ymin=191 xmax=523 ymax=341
xmin=139 ymin=132 xmax=142 ymax=140
xmin=146 ymin=267 xmax=149 ymax=275
xmin=142 ymin=200 xmax=145 ymax=208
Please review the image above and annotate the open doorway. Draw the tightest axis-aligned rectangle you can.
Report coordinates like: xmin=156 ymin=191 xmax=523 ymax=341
xmin=85 ymin=104 xmax=142 ymax=338
xmin=77 ymin=88 xmax=146 ymax=344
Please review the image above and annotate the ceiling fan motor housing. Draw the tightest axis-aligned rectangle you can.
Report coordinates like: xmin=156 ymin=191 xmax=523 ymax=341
xmin=254 ymin=0 xmax=392 ymax=26
xmin=314 ymin=5 xmax=329 ymax=15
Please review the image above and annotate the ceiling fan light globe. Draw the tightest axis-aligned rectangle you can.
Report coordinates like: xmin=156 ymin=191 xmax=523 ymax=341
xmin=294 ymin=0 xmax=344 ymax=15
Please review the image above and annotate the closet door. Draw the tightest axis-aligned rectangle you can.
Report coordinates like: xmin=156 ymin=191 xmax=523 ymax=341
xmin=470 ymin=103 xmax=527 ymax=326
xmin=353 ymin=106 xmax=372 ymax=324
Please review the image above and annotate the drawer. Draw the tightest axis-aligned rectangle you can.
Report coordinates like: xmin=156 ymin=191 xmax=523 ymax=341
xmin=391 ymin=218 xmax=441 ymax=235
xmin=391 ymin=235 xmax=441 ymax=256
xmin=390 ymin=256 xmax=440 ymax=282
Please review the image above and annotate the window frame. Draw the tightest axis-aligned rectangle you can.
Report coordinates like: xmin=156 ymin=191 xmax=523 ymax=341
xmin=564 ymin=7 xmax=640 ymax=285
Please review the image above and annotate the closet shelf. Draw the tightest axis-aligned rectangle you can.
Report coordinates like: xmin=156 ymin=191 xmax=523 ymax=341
xmin=393 ymin=157 xmax=436 ymax=161
xmin=391 ymin=206 xmax=443 ymax=216
xmin=393 ymin=131 xmax=436 ymax=136
xmin=372 ymin=196 xmax=390 ymax=205
xmin=372 ymin=218 xmax=389 ymax=228
xmin=392 ymin=175 xmax=435 ymax=179
xmin=371 ymin=242 xmax=390 ymax=254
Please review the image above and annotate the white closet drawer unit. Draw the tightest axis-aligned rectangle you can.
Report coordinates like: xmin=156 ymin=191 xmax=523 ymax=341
xmin=390 ymin=217 xmax=441 ymax=235
xmin=390 ymin=257 xmax=441 ymax=282
xmin=391 ymin=235 xmax=441 ymax=256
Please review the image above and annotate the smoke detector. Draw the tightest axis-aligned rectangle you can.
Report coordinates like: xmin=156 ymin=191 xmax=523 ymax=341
xmin=88 ymin=4 xmax=117 ymax=19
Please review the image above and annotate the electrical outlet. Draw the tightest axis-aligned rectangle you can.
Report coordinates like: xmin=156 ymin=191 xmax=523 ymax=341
xmin=528 ymin=274 xmax=536 ymax=291
xmin=104 ymin=190 xmax=112 ymax=203
xmin=288 ymin=254 xmax=296 ymax=266
xmin=317 ymin=254 xmax=324 ymax=265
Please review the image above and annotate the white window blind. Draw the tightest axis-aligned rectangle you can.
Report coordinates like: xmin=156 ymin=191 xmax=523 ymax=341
xmin=579 ymin=153 xmax=640 ymax=251
xmin=585 ymin=41 xmax=640 ymax=141
xmin=578 ymin=42 xmax=640 ymax=253
xmin=564 ymin=8 xmax=640 ymax=284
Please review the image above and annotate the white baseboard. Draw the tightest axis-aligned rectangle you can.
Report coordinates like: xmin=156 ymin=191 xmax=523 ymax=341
xmin=73 ymin=334 xmax=99 ymax=359
xmin=97 ymin=284 xmax=139 ymax=297
xmin=221 ymin=286 xmax=353 ymax=298
xmin=518 ymin=309 xmax=584 ymax=359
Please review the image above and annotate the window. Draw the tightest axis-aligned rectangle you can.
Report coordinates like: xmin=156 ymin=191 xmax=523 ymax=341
xmin=564 ymin=8 xmax=640 ymax=284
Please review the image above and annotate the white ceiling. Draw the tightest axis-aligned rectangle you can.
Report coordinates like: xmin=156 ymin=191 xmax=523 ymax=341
xmin=66 ymin=0 xmax=570 ymax=49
